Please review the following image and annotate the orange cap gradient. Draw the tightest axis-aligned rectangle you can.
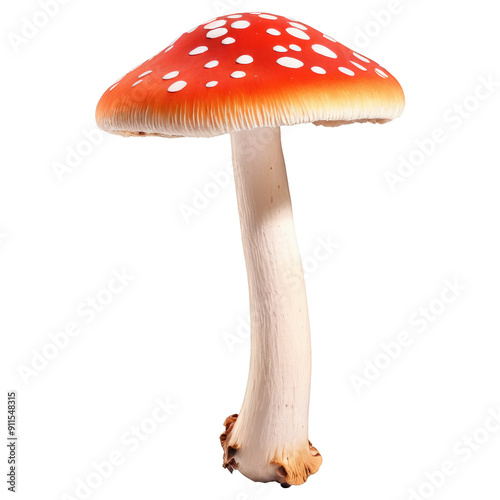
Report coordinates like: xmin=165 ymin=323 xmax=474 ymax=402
xmin=96 ymin=12 xmax=405 ymax=138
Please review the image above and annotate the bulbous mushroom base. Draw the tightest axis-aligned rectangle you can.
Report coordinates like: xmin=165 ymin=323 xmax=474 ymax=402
xmin=220 ymin=414 xmax=322 ymax=487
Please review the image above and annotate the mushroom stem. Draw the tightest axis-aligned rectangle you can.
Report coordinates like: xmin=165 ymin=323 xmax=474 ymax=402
xmin=221 ymin=127 xmax=321 ymax=486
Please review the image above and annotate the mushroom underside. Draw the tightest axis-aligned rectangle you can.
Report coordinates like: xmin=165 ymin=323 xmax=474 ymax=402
xmin=99 ymin=117 xmax=390 ymax=138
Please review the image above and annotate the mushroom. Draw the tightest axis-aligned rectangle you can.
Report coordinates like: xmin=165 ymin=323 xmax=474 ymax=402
xmin=96 ymin=12 xmax=404 ymax=487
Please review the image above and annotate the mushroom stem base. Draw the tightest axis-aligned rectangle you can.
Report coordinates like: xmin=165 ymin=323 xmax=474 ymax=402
xmin=221 ymin=413 xmax=322 ymax=487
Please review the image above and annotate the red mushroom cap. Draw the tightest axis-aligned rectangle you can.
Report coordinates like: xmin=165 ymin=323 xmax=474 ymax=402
xmin=96 ymin=12 xmax=405 ymax=138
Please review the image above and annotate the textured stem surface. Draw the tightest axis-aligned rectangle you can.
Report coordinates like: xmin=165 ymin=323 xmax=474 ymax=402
xmin=221 ymin=127 xmax=321 ymax=486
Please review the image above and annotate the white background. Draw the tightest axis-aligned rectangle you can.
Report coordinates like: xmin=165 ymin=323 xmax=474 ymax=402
xmin=1 ymin=0 xmax=499 ymax=499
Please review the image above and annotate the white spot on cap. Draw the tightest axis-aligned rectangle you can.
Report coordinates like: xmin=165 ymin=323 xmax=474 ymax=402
xmin=164 ymin=45 xmax=174 ymax=53
xmin=222 ymin=37 xmax=236 ymax=45
xmin=207 ymin=27 xmax=228 ymax=38
xmin=129 ymin=63 xmax=143 ymax=73
xmin=206 ymin=81 xmax=218 ymax=87
xmin=289 ymin=44 xmax=301 ymax=51
xmin=205 ymin=20 xmax=227 ymax=29
xmin=312 ymin=44 xmax=337 ymax=58
xmin=109 ymin=83 xmax=120 ymax=91
xmin=189 ymin=46 xmax=208 ymax=55
xmin=138 ymin=70 xmax=152 ymax=78
xmin=231 ymin=71 xmax=246 ymax=78
xmin=267 ymin=28 xmax=281 ymax=36
xmin=351 ymin=61 xmax=367 ymax=71
xmin=168 ymin=81 xmax=187 ymax=92
xmin=375 ymin=68 xmax=389 ymax=78
xmin=236 ymin=55 xmax=254 ymax=64
xmin=259 ymin=14 xmax=278 ymax=19
xmin=324 ymin=34 xmax=336 ymax=42
xmin=227 ymin=14 xmax=242 ymax=18
xmin=132 ymin=80 xmax=143 ymax=87
xmin=232 ymin=20 xmax=250 ymax=29
xmin=163 ymin=71 xmax=180 ymax=80
xmin=311 ymin=66 xmax=326 ymax=74
xmin=286 ymin=27 xmax=310 ymax=40
xmin=205 ymin=60 xmax=219 ymax=68
xmin=353 ymin=52 xmax=370 ymax=63
xmin=273 ymin=45 xmax=287 ymax=52
xmin=187 ymin=26 xmax=197 ymax=33
xmin=276 ymin=57 xmax=304 ymax=69
xmin=289 ymin=21 xmax=307 ymax=30
xmin=339 ymin=67 xmax=355 ymax=76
